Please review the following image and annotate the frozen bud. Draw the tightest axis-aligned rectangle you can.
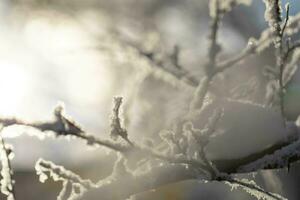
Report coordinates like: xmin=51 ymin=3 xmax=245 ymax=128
xmin=247 ymin=37 xmax=256 ymax=53
xmin=54 ymin=102 xmax=65 ymax=118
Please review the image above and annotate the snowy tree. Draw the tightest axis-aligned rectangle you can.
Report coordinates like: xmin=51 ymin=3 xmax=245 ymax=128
xmin=2 ymin=0 xmax=300 ymax=200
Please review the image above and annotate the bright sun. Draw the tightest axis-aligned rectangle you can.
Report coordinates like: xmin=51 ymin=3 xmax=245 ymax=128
xmin=0 ymin=63 xmax=30 ymax=117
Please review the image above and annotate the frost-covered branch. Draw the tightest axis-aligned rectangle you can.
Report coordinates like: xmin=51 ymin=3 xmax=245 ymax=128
xmin=189 ymin=77 xmax=210 ymax=112
xmin=35 ymin=158 xmax=97 ymax=200
xmin=263 ymin=0 xmax=282 ymax=46
xmin=215 ymin=138 xmax=297 ymax=174
xmin=214 ymin=38 xmax=256 ymax=75
xmin=262 ymin=1 xmax=300 ymax=122
xmin=81 ymin=163 xmax=199 ymax=200
xmin=238 ymin=138 xmax=300 ymax=173
xmin=0 ymin=104 xmax=210 ymax=172
xmin=4 ymin=1 xmax=300 ymax=199
xmin=188 ymin=0 xmax=225 ymax=113
xmin=216 ymin=10 xmax=300 ymax=76
xmin=83 ymin=164 xmax=286 ymax=200
xmin=206 ymin=0 xmax=222 ymax=76
xmin=120 ymin=5 xmax=300 ymax=94
xmin=2 ymin=99 xmax=299 ymax=199
xmin=35 ymin=159 xmax=96 ymax=188
xmin=110 ymin=97 xmax=133 ymax=146
xmin=0 ymin=107 xmax=130 ymax=153
xmin=122 ymin=40 xmax=199 ymax=88
xmin=0 ymin=128 xmax=16 ymax=200
xmin=223 ymin=176 xmax=286 ymax=200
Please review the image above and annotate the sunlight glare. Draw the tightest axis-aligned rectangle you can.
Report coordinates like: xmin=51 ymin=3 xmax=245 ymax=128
xmin=0 ymin=63 xmax=31 ymax=117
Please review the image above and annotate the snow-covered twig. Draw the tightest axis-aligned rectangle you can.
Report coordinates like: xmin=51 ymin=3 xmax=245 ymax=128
xmin=262 ymin=1 xmax=300 ymax=122
xmin=110 ymin=97 xmax=133 ymax=146
xmin=81 ymin=163 xmax=199 ymax=200
xmin=223 ymin=176 xmax=286 ymax=200
xmin=35 ymin=158 xmax=97 ymax=200
xmin=238 ymin=139 xmax=300 ymax=173
xmin=214 ymin=38 xmax=256 ymax=75
xmin=0 ymin=105 xmax=210 ymax=172
xmin=189 ymin=76 xmax=210 ymax=113
xmin=215 ymin=11 xmax=300 ymax=76
xmin=0 ymin=128 xmax=16 ymax=200
xmin=121 ymin=39 xmax=199 ymax=88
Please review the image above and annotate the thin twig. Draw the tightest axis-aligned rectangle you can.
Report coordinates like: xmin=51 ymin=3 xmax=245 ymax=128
xmin=0 ymin=128 xmax=16 ymax=200
xmin=110 ymin=97 xmax=134 ymax=146
xmin=278 ymin=3 xmax=290 ymax=124
xmin=206 ymin=0 xmax=221 ymax=76
xmin=0 ymin=115 xmax=209 ymax=173
xmin=281 ymin=3 xmax=290 ymax=36
xmin=225 ymin=177 xmax=284 ymax=200
xmin=214 ymin=39 xmax=256 ymax=75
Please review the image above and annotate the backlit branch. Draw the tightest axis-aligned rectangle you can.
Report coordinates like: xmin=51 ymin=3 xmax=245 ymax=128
xmin=0 ymin=128 xmax=16 ymax=200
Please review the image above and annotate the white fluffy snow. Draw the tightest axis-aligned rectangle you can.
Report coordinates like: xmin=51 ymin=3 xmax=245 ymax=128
xmin=191 ymin=98 xmax=293 ymax=160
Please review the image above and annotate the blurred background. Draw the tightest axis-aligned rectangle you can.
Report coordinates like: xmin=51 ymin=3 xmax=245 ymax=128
xmin=0 ymin=0 xmax=300 ymax=199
